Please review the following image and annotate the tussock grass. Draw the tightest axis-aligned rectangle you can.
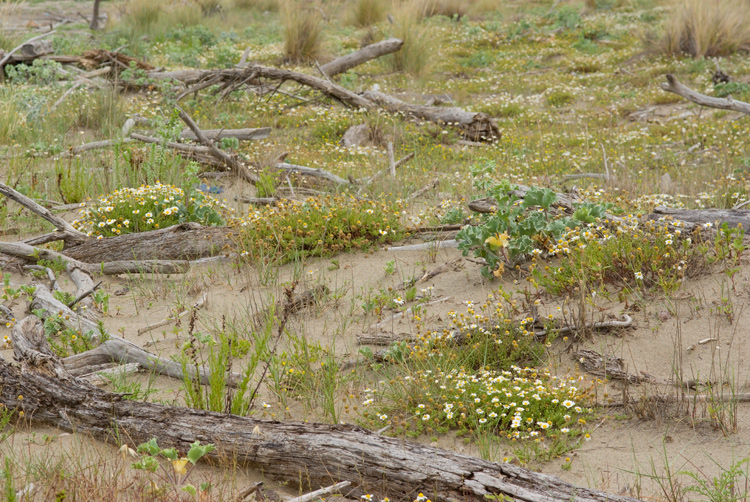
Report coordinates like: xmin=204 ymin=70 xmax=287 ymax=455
xmin=660 ymin=0 xmax=750 ymax=57
xmin=233 ymin=0 xmax=279 ymax=10
xmin=388 ymin=0 xmax=435 ymax=76
xmin=280 ymin=0 xmax=325 ymax=63
xmin=426 ymin=0 xmax=468 ymax=19
xmin=349 ymin=0 xmax=386 ymax=27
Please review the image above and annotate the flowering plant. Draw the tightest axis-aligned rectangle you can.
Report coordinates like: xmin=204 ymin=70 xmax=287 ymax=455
xmin=73 ymin=183 xmax=232 ymax=238
xmin=456 ymin=161 xmax=612 ymax=278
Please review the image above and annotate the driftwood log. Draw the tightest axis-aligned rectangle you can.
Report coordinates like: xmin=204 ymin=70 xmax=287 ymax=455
xmin=468 ymin=185 xmax=580 ymax=214
xmin=648 ymin=207 xmax=750 ymax=234
xmin=179 ymin=127 xmax=271 ymax=142
xmin=319 ymin=38 xmax=403 ymax=77
xmin=661 ymin=74 xmax=750 ymax=115
xmin=62 ymin=223 xmax=235 ymax=262
xmin=361 ymin=91 xmax=500 ymax=142
xmin=1 ymin=315 xmax=639 ymax=502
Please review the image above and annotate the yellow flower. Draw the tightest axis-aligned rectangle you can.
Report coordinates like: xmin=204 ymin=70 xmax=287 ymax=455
xmin=172 ymin=458 xmax=189 ymax=475
xmin=485 ymin=232 xmax=510 ymax=250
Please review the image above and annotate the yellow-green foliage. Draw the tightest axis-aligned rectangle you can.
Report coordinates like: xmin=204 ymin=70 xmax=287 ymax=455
xmin=389 ymin=0 xmax=435 ymax=76
xmin=280 ymin=0 xmax=325 ymax=63
xmin=237 ymin=195 xmax=405 ymax=263
xmin=661 ymin=0 xmax=750 ymax=57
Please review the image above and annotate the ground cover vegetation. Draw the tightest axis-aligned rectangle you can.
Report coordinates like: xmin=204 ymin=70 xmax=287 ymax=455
xmin=1 ymin=0 xmax=750 ymax=500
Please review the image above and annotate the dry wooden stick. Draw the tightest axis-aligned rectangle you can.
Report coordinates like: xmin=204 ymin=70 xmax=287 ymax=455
xmin=408 ymin=177 xmax=440 ymax=201
xmin=0 ymin=182 xmax=88 ymax=244
xmin=137 ymin=292 xmax=208 ymax=336
xmin=661 ymin=74 xmax=750 ymax=115
xmin=358 ymin=152 xmax=415 ymax=187
xmin=176 ymin=107 xmax=260 ymax=183
xmin=287 ymin=482 xmax=351 ymax=502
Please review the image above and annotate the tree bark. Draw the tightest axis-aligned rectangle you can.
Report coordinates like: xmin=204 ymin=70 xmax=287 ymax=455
xmin=90 ymin=0 xmax=102 ymax=30
xmin=648 ymin=207 xmax=750 ymax=233
xmin=2 ymin=316 xmax=639 ymax=502
xmin=0 ymin=240 xmax=190 ymax=275
xmin=361 ymin=91 xmax=500 ymax=142
xmin=320 ymin=38 xmax=403 ymax=77
xmin=63 ymin=223 xmax=236 ymax=262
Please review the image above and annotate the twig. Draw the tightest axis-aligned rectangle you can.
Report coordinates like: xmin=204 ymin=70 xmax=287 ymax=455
xmin=407 ymin=178 xmax=439 ymax=201
xmin=49 ymin=81 xmax=83 ymax=113
xmin=387 ymin=142 xmax=396 ymax=177
xmin=137 ymin=293 xmax=208 ymax=336
xmin=359 ymin=152 xmax=414 ymax=187
xmin=368 ymin=296 xmax=452 ymax=332
xmin=235 ymin=482 xmax=264 ymax=502
xmin=286 ymin=482 xmax=351 ymax=502
xmin=67 ymin=280 xmax=103 ymax=309
xmin=0 ymin=304 xmax=14 ymax=321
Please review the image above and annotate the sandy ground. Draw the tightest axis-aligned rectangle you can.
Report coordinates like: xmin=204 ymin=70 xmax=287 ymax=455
xmin=3 ymin=230 xmax=750 ymax=499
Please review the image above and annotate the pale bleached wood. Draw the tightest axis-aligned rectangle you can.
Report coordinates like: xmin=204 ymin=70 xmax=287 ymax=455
xmin=648 ymin=207 xmax=750 ymax=234
xmin=320 ymin=38 xmax=403 ymax=77
xmin=0 ymin=182 xmax=88 ymax=243
xmin=661 ymin=74 xmax=750 ymax=115
xmin=179 ymin=127 xmax=271 ymax=142
xmin=0 ymin=241 xmax=190 ymax=275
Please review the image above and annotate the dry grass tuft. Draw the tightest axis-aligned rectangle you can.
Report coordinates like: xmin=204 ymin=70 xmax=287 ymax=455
xmin=660 ymin=0 xmax=750 ymax=58
xmin=349 ymin=0 xmax=386 ymax=27
xmin=233 ymin=0 xmax=279 ymax=11
xmin=280 ymin=0 xmax=325 ymax=63
xmin=122 ymin=0 xmax=163 ymax=35
xmin=388 ymin=0 xmax=435 ymax=76
xmin=426 ymin=0 xmax=468 ymax=19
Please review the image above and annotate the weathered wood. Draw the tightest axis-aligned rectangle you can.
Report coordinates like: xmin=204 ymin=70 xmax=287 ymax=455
xmin=0 ymin=31 xmax=56 ymax=72
xmin=468 ymin=185 xmax=580 ymax=214
xmin=0 ymin=182 xmax=88 ymax=244
xmin=661 ymin=74 xmax=750 ymax=115
xmin=29 ymin=287 xmax=242 ymax=387
xmin=648 ymin=207 xmax=750 ymax=233
xmin=0 ymin=240 xmax=190 ymax=275
xmin=90 ymin=0 xmax=103 ymax=30
xmin=361 ymin=90 xmax=500 ymax=142
xmin=179 ymin=128 xmax=271 ymax=142
xmin=63 ymin=223 xmax=235 ymax=262
xmin=275 ymin=162 xmax=349 ymax=186
xmin=2 ymin=315 xmax=640 ymax=502
xmin=320 ymin=38 xmax=403 ymax=77
xmin=178 ymin=108 xmax=261 ymax=184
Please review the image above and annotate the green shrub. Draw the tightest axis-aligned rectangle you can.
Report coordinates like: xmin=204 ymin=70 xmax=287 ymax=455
xmin=237 ymin=195 xmax=405 ymax=264
xmin=73 ymin=184 xmax=231 ymax=238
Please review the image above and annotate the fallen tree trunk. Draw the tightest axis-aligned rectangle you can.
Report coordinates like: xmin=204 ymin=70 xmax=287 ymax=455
xmin=319 ymin=38 xmax=403 ymax=77
xmin=648 ymin=207 xmax=750 ymax=233
xmin=2 ymin=315 xmax=639 ymax=502
xmin=0 ymin=240 xmax=190 ymax=275
xmin=63 ymin=223 xmax=236 ymax=262
xmin=361 ymin=90 xmax=500 ymax=142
